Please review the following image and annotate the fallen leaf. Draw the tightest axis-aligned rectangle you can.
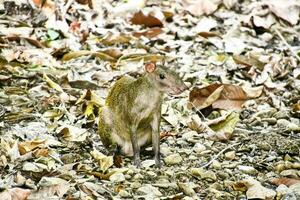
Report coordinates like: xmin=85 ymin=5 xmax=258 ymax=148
xmin=198 ymin=31 xmax=220 ymax=38
xmin=223 ymin=0 xmax=237 ymax=9
xmin=206 ymin=112 xmax=240 ymax=141
xmin=242 ymin=85 xmax=264 ymax=98
xmin=133 ymin=27 xmax=163 ymax=38
xmin=0 ymin=188 xmax=31 ymax=200
xmin=28 ymin=177 xmax=70 ymax=198
xmin=189 ymin=83 xmax=248 ymax=111
xmin=18 ymin=140 xmax=46 ymax=155
xmin=271 ymin=177 xmax=300 ymax=186
xmin=268 ymin=0 xmax=300 ymax=25
xmin=4 ymin=36 xmax=44 ymax=48
xmin=62 ymin=50 xmax=116 ymax=62
xmin=131 ymin=11 xmax=163 ymax=27
xmin=182 ymin=0 xmax=221 ymax=16
xmin=91 ymin=149 xmax=114 ymax=172
xmin=233 ymin=54 xmax=265 ymax=70
xmin=235 ymin=178 xmax=276 ymax=199
xmin=58 ymin=125 xmax=89 ymax=142
xmin=43 ymin=73 xmax=64 ymax=93
xmin=100 ymin=32 xmax=132 ymax=46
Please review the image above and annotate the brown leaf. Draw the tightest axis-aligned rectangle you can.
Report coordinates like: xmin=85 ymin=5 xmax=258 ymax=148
xmin=268 ymin=0 xmax=300 ymax=25
xmin=102 ymin=49 xmax=123 ymax=59
xmin=271 ymin=177 xmax=300 ymax=186
xmin=33 ymin=148 xmax=49 ymax=158
xmin=4 ymin=36 xmax=44 ymax=48
xmin=189 ymin=83 xmax=248 ymax=111
xmin=0 ymin=188 xmax=31 ymax=200
xmin=18 ymin=140 xmax=46 ymax=155
xmin=293 ymin=102 xmax=300 ymax=112
xmin=233 ymin=55 xmax=265 ymax=70
xmin=101 ymin=33 xmax=132 ymax=46
xmin=133 ymin=27 xmax=163 ymax=38
xmin=131 ymin=11 xmax=163 ymax=27
xmin=182 ymin=0 xmax=221 ymax=16
xmin=198 ymin=31 xmax=221 ymax=38
xmin=113 ymin=155 xmax=123 ymax=168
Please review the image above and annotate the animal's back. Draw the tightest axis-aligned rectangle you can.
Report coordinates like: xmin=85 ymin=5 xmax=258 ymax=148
xmin=105 ymin=76 xmax=135 ymax=109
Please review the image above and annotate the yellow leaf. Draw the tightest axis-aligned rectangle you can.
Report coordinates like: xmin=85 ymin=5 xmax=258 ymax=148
xmin=43 ymin=73 xmax=63 ymax=92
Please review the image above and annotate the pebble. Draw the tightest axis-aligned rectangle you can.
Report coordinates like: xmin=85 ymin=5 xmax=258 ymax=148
xmin=237 ymin=165 xmax=257 ymax=175
xmin=280 ymin=169 xmax=299 ymax=178
xmin=277 ymin=119 xmax=290 ymax=128
xmin=225 ymin=151 xmax=236 ymax=160
xmin=141 ymin=159 xmax=155 ymax=168
xmin=212 ymin=160 xmax=222 ymax=170
xmin=137 ymin=184 xmax=162 ymax=196
xmin=109 ymin=172 xmax=125 ymax=182
xmin=119 ymin=189 xmax=131 ymax=198
xmin=164 ymin=153 xmax=183 ymax=165
xmin=182 ymin=131 xmax=198 ymax=142
xmin=160 ymin=146 xmax=172 ymax=156
xmin=193 ymin=143 xmax=206 ymax=154
xmin=190 ymin=168 xmax=217 ymax=181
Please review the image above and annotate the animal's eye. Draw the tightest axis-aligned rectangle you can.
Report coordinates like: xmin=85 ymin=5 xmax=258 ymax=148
xmin=159 ymin=74 xmax=165 ymax=79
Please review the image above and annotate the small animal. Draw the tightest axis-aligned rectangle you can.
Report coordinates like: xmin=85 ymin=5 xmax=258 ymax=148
xmin=98 ymin=62 xmax=187 ymax=167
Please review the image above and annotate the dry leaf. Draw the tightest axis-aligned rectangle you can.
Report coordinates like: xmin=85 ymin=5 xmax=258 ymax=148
xmin=268 ymin=0 xmax=300 ymax=25
xmin=43 ymin=73 xmax=64 ymax=93
xmin=91 ymin=149 xmax=114 ymax=172
xmin=18 ymin=140 xmax=46 ymax=155
xmin=133 ymin=27 xmax=163 ymax=38
xmin=0 ymin=188 xmax=31 ymax=200
xmin=271 ymin=177 xmax=300 ymax=186
xmin=206 ymin=112 xmax=240 ymax=141
xmin=131 ymin=11 xmax=163 ymax=27
xmin=182 ymin=0 xmax=221 ymax=16
xmin=189 ymin=83 xmax=248 ymax=111
xmin=223 ymin=0 xmax=237 ymax=9
xmin=58 ymin=125 xmax=88 ymax=142
xmin=62 ymin=50 xmax=116 ymax=62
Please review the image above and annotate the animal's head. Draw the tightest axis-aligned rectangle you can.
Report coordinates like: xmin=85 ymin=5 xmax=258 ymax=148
xmin=145 ymin=62 xmax=188 ymax=95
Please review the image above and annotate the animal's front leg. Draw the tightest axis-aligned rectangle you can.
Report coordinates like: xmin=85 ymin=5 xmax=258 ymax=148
xmin=151 ymin=114 xmax=161 ymax=168
xmin=130 ymin=125 xmax=141 ymax=167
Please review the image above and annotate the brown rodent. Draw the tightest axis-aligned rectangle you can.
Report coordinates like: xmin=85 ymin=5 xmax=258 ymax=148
xmin=98 ymin=62 xmax=187 ymax=167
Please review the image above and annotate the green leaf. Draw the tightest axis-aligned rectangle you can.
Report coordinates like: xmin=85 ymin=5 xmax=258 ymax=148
xmin=47 ymin=29 xmax=60 ymax=41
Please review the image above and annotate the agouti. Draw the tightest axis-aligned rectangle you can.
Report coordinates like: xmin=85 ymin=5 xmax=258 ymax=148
xmin=98 ymin=62 xmax=187 ymax=167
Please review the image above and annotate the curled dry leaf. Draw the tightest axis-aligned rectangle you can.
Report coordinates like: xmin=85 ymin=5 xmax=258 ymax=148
xmin=91 ymin=149 xmax=114 ymax=172
xmin=101 ymin=32 xmax=132 ymax=46
xmin=233 ymin=178 xmax=276 ymax=199
xmin=62 ymin=50 xmax=116 ymax=62
xmin=43 ymin=73 xmax=64 ymax=93
xmin=4 ymin=36 xmax=44 ymax=48
xmin=182 ymin=0 xmax=221 ymax=16
xmin=133 ymin=27 xmax=163 ymax=38
xmin=271 ymin=177 xmax=300 ymax=187
xmin=131 ymin=11 xmax=163 ymax=27
xmin=189 ymin=83 xmax=248 ymax=111
xmin=233 ymin=54 xmax=265 ymax=70
xmin=206 ymin=112 xmax=240 ymax=141
xmin=0 ymin=188 xmax=31 ymax=200
xmin=58 ymin=125 xmax=88 ymax=142
xmin=18 ymin=140 xmax=46 ymax=155
xmin=267 ymin=0 xmax=300 ymax=25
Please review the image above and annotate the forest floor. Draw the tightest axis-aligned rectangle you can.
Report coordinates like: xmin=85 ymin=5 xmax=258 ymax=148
xmin=0 ymin=0 xmax=300 ymax=199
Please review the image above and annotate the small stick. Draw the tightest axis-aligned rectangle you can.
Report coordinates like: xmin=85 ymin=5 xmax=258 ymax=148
xmin=199 ymin=142 xmax=240 ymax=168
xmin=274 ymin=28 xmax=300 ymax=62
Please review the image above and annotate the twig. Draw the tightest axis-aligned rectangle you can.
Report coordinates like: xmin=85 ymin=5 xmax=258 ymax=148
xmin=274 ymin=28 xmax=300 ymax=62
xmin=199 ymin=142 xmax=240 ymax=168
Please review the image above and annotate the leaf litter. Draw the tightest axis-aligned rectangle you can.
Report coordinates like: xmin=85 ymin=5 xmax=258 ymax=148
xmin=0 ymin=0 xmax=300 ymax=199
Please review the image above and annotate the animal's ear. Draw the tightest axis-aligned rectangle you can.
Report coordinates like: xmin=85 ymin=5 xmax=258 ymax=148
xmin=145 ymin=62 xmax=156 ymax=73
